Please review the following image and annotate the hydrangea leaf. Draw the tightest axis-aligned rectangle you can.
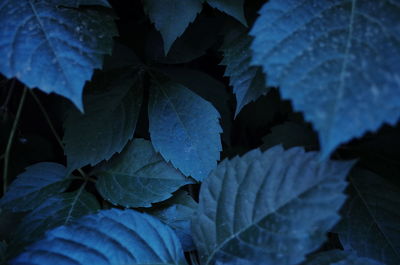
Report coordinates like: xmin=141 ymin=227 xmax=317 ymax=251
xmin=63 ymin=68 xmax=143 ymax=171
xmin=143 ymin=0 xmax=203 ymax=54
xmin=8 ymin=191 xmax=100 ymax=258
xmin=0 ymin=0 xmax=117 ymax=109
xmin=148 ymin=75 xmax=222 ymax=181
xmin=0 ymin=163 xmax=70 ymax=212
xmin=95 ymin=139 xmax=193 ymax=208
xmin=335 ymin=169 xmax=400 ymax=265
xmin=251 ymin=0 xmax=400 ymax=157
xmin=11 ymin=209 xmax=187 ymax=265
xmin=193 ymin=146 xmax=354 ymax=265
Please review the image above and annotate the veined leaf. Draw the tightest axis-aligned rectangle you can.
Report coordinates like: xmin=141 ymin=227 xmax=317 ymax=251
xmin=0 ymin=163 xmax=70 ymax=212
xmin=148 ymin=190 xmax=198 ymax=251
xmin=0 ymin=0 xmax=117 ymax=109
xmin=250 ymin=0 xmax=400 ymax=157
xmin=193 ymin=146 xmax=353 ymax=265
xmin=63 ymin=68 xmax=143 ymax=171
xmin=11 ymin=209 xmax=188 ymax=265
xmin=335 ymin=169 xmax=400 ymax=265
xmin=96 ymin=139 xmax=193 ymax=208
xmin=221 ymin=30 xmax=269 ymax=116
xmin=301 ymin=250 xmax=383 ymax=265
xmin=143 ymin=0 xmax=204 ymax=54
xmin=9 ymin=191 xmax=100 ymax=258
xmin=148 ymin=75 xmax=222 ymax=181
xmin=207 ymin=0 xmax=247 ymax=26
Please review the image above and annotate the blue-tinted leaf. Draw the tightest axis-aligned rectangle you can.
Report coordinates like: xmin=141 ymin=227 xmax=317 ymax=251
xmin=207 ymin=0 xmax=246 ymax=26
xmin=221 ymin=30 xmax=269 ymax=116
xmin=251 ymin=0 xmax=400 ymax=157
xmin=0 ymin=0 xmax=117 ymax=109
xmin=143 ymin=0 xmax=203 ymax=54
xmin=148 ymin=76 xmax=222 ymax=181
xmin=0 ymin=241 xmax=6 ymax=265
xmin=11 ymin=209 xmax=187 ymax=265
xmin=193 ymin=146 xmax=353 ymax=265
xmin=63 ymin=68 xmax=143 ymax=171
xmin=149 ymin=190 xmax=197 ymax=251
xmin=9 ymin=191 xmax=100 ymax=257
xmin=301 ymin=250 xmax=383 ymax=265
xmin=95 ymin=139 xmax=193 ymax=208
xmin=0 ymin=163 xmax=70 ymax=212
xmin=335 ymin=169 xmax=400 ymax=265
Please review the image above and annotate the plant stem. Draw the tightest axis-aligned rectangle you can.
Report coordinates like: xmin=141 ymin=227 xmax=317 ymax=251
xmin=3 ymin=87 xmax=27 ymax=194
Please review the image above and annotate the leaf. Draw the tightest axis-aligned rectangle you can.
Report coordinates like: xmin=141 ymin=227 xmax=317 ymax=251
xmin=11 ymin=209 xmax=188 ymax=265
xmin=0 ymin=163 xmax=70 ymax=212
xmin=96 ymin=139 xmax=193 ymax=208
xmin=207 ymin=0 xmax=247 ymax=26
xmin=335 ymin=169 xmax=400 ymax=265
xmin=8 ymin=191 xmax=100 ymax=258
xmin=143 ymin=0 xmax=203 ymax=54
xmin=301 ymin=250 xmax=383 ymax=265
xmin=250 ymin=0 xmax=400 ymax=157
xmin=221 ymin=30 xmax=269 ymax=116
xmin=261 ymin=121 xmax=319 ymax=151
xmin=0 ymin=241 xmax=6 ymax=265
xmin=148 ymin=190 xmax=198 ymax=251
xmin=0 ymin=0 xmax=117 ymax=110
xmin=193 ymin=146 xmax=354 ymax=265
xmin=63 ymin=68 xmax=143 ymax=171
xmin=148 ymin=75 xmax=222 ymax=181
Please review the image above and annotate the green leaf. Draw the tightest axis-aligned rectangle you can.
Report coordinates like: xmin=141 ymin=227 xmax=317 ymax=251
xmin=143 ymin=0 xmax=203 ymax=54
xmin=250 ymin=0 xmax=400 ymax=157
xmin=207 ymin=0 xmax=247 ymax=26
xmin=8 ymin=191 xmax=100 ymax=258
xmin=0 ymin=0 xmax=117 ymax=110
xmin=96 ymin=139 xmax=193 ymax=208
xmin=193 ymin=146 xmax=353 ymax=265
xmin=335 ymin=169 xmax=400 ymax=265
xmin=221 ymin=30 xmax=269 ymax=116
xmin=301 ymin=250 xmax=383 ymax=265
xmin=148 ymin=190 xmax=197 ymax=251
xmin=148 ymin=75 xmax=222 ymax=181
xmin=0 ymin=163 xmax=70 ymax=212
xmin=11 ymin=209 xmax=188 ymax=265
xmin=63 ymin=68 xmax=143 ymax=171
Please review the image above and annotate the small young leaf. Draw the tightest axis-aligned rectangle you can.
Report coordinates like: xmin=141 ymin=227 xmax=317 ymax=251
xmin=301 ymin=250 xmax=383 ymax=265
xmin=11 ymin=209 xmax=188 ymax=265
xmin=148 ymin=76 xmax=222 ymax=181
xmin=193 ymin=146 xmax=354 ymax=265
xmin=143 ymin=0 xmax=203 ymax=54
xmin=221 ymin=30 xmax=269 ymax=116
xmin=63 ymin=68 xmax=143 ymax=171
xmin=0 ymin=0 xmax=117 ymax=109
xmin=148 ymin=190 xmax=197 ymax=251
xmin=95 ymin=138 xmax=193 ymax=208
xmin=207 ymin=0 xmax=246 ymax=25
xmin=0 ymin=163 xmax=70 ymax=212
xmin=335 ymin=169 xmax=400 ymax=265
xmin=9 ymin=191 xmax=100 ymax=257
xmin=250 ymin=0 xmax=400 ymax=157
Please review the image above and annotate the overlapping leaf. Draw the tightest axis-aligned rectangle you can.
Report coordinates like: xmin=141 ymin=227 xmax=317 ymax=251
xmin=193 ymin=146 xmax=353 ymax=265
xmin=0 ymin=0 xmax=117 ymax=109
xmin=207 ymin=0 xmax=246 ymax=26
xmin=63 ymin=68 xmax=143 ymax=171
xmin=9 ymin=191 xmax=100 ymax=257
xmin=11 ymin=209 xmax=187 ymax=265
xmin=221 ymin=30 xmax=268 ymax=115
xmin=302 ymin=250 xmax=383 ymax=265
xmin=251 ymin=0 xmax=400 ymax=157
xmin=148 ymin=75 xmax=222 ymax=181
xmin=335 ymin=169 xmax=400 ymax=265
xmin=96 ymin=139 xmax=193 ymax=207
xmin=0 ymin=163 xmax=70 ymax=212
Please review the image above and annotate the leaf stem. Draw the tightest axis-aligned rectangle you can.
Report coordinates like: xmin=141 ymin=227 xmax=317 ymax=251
xmin=3 ymin=87 xmax=27 ymax=194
